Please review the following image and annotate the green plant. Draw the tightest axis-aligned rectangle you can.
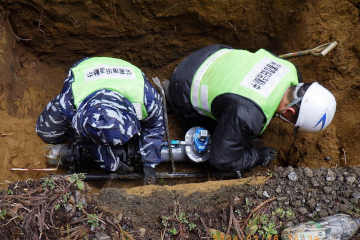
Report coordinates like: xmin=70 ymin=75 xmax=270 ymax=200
xmin=189 ymin=222 xmax=197 ymax=231
xmin=158 ymin=178 xmax=165 ymax=185
xmin=62 ymin=192 xmax=71 ymax=207
xmin=0 ymin=209 xmax=6 ymax=220
xmin=262 ymin=222 xmax=278 ymax=236
xmin=177 ymin=211 xmax=189 ymax=224
xmin=259 ymin=215 xmax=269 ymax=223
xmin=235 ymin=209 xmax=242 ymax=218
xmin=161 ymin=216 xmax=169 ymax=227
xmin=68 ymin=173 xmax=86 ymax=190
xmin=245 ymin=198 xmax=253 ymax=213
xmin=285 ymin=209 xmax=295 ymax=218
xmin=246 ymin=214 xmax=259 ymax=235
xmin=7 ymin=189 xmax=13 ymax=195
xmin=54 ymin=204 xmax=61 ymax=210
xmin=169 ymin=227 xmax=177 ymax=235
xmin=42 ymin=178 xmax=55 ymax=190
xmin=76 ymin=202 xmax=84 ymax=210
xmin=87 ymin=214 xmax=100 ymax=227
xmin=275 ymin=208 xmax=285 ymax=218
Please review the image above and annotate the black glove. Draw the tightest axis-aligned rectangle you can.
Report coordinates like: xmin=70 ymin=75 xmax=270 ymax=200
xmin=248 ymin=138 xmax=266 ymax=149
xmin=256 ymin=147 xmax=278 ymax=167
xmin=115 ymin=162 xmax=135 ymax=175
xmin=143 ymin=166 xmax=157 ymax=185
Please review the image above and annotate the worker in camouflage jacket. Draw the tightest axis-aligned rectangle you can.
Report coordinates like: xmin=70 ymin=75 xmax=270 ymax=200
xmin=167 ymin=44 xmax=336 ymax=174
xmin=36 ymin=57 xmax=164 ymax=185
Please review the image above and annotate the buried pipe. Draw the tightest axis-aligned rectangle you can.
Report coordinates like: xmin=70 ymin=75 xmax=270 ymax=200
xmin=55 ymin=171 xmax=237 ymax=180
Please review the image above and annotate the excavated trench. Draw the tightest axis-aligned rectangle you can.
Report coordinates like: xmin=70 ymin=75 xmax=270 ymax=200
xmin=0 ymin=0 xmax=360 ymax=238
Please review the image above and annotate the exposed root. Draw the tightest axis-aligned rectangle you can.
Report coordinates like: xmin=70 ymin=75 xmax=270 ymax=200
xmin=241 ymin=197 xmax=277 ymax=231
xmin=5 ymin=12 xmax=31 ymax=41
xmin=0 ymin=175 xmax=124 ymax=239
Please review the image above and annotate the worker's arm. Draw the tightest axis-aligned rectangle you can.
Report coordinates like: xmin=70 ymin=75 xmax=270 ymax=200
xmin=139 ymin=75 xmax=165 ymax=167
xmin=36 ymin=69 xmax=77 ymax=144
xmin=209 ymin=94 xmax=267 ymax=172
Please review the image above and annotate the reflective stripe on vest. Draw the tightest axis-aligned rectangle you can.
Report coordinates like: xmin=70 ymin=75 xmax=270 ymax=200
xmin=191 ymin=49 xmax=299 ymax=131
xmin=71 ymin=57 xmax=147 ymax=119
xmin=191 ymin=49 xmax=232 ymax=115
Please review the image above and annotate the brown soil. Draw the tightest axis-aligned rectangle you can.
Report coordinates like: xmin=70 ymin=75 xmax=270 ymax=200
xmin=0 ymin=0 xmax=360 ymax=239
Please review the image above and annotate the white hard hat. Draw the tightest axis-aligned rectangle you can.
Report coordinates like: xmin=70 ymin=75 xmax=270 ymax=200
xmin=295 ymin=82 xmax=336 ymax=132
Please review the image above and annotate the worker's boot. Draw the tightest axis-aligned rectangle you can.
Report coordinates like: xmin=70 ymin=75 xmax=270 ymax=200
xmin=161 ymin=80 xmax=174 ymax=114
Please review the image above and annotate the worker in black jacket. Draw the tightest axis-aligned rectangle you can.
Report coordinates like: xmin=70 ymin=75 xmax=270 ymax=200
xmin=166 ymin=44 xmax=336 ymax=173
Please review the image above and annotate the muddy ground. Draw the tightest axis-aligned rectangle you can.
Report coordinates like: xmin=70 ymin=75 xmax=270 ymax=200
xmin=0 ymin=0 xmax=360 ymax=239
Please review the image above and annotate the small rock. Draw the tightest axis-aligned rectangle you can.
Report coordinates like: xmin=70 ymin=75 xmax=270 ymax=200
xmin=95 ymin=231 xmax=111 ymax=240
xmin=256 ymin=190 xmax=263 ymax=198
xmin=277 ymin=197 xmax=288 ymax=201
xmin=233 ymin=195 xmax=241 ymax=205
xmin=68 ymin=195 xmax=76 ymax=205
xmin=288 ymin=172 xmax=298 ymax=181
xmin=351 ymin=190 xmax=360 ymax=199
xmin=291 ymin=200 xmax=302 ymax=207
xmin=303 ymin=167 xmax=313 ymax=177
xmin=318 ymin=210 xmax=328 ymax=218
xmin=326 ymin=170 xmax=336 ymax=182
xmin=315 ymin=203 xmax=322 ymax=211
xmin=138 ymin=228 xmax=146 ymax=237
xmin=306 ymin=198 xmax=316 ymax=208
xmin=306 ymin=211 xmax=317 ymax=219
xmin=74 ymin=191 xmax=82 ymax=203
xmin=323 ymin=186 xmax=332 ymax=194
xmin=100 ymin=223 xmax=106 ymax=231
xmin=65 ymin=205 xmax=73 ymax=212
xmin=297 ymin=207 xmax=308 ymax=215
xmin=311 ymin=179 xmax=320 ymax=187
xmin=263 ymin=191 xmax=270 ymax=198
xmin=339 ymin=204 xmax=349 ymax=212
xmin=345 ymin=176 xmax=356 ymax=184
xmin=122 ymin=224 xmax=129 ymax=231
xmin=343 ymin=189 xmax=352 ymax=198
xmin=285 ymin=221 xmax=294 ymax=228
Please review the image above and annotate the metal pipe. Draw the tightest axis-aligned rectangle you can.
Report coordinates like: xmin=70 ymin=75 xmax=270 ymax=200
xmin=74 ymin=172 xmax=237 ymax=180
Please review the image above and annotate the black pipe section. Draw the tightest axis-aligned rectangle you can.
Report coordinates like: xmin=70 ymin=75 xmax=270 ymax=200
xmin=79 ymin=172 xmax=237 ymax=180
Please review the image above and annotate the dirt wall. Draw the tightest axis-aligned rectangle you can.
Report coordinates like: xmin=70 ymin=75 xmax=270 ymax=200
xmin=0 ymin=0 xmax=359 ymax=187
